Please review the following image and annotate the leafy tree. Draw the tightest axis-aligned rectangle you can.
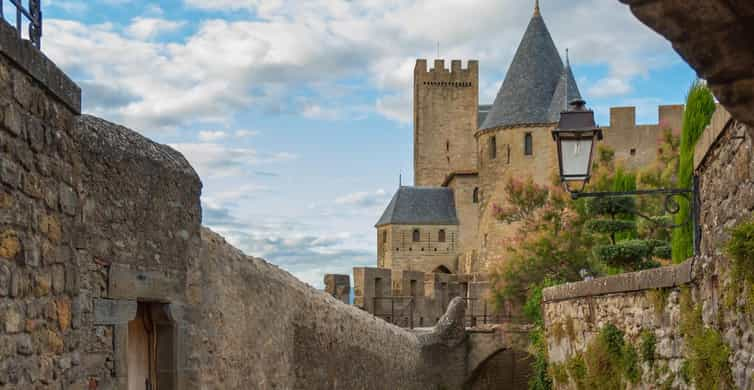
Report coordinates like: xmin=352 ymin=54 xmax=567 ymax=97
xmin=672 ymin=80 xmax=716 ymax=262
xmin=490 ymin=178 xmax=594 ymax=309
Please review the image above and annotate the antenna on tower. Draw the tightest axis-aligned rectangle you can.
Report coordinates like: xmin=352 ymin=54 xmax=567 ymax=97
xmin=534 ymin=0 xmax=541 ymax=16
xmin=566 ymin=48 xmax=570 ymax=67
xmin=437 ymin=41 xmax=440 ymax=58
xmin=399 ymin=174 xmax=402 ymax=187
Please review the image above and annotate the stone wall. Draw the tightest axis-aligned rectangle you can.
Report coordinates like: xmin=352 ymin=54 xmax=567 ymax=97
xmin=197 ymin=230 xmax=472 ymax=389
xmin=542 ymin=112 xmax=754 ymax=389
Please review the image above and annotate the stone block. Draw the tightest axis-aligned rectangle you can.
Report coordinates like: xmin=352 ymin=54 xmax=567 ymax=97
xmin=16 ymin=334 xmax=33 ymax=356
xmin=2 ymin=104 xmax=23 ymax=137
xmin=10 ymin=270 xmax=29 ymax=298
xmin=26 ymin=116 xmax=44 ymax=152
xmin=22 ymin=236 xmax=40 ymax=267
xmin=93 ymin=298 xmax=136 ymax=325
xmin=3 ymin=304 xmax=23 ymax=333
xmin=33 ymin=272 xmax=52 ymax=297
xmin=12 ymin=73 xmax=33 ymax=109
xmin=0 ymin=159 xmax=20 ymax=188
xmin=51 ymin=265 xmax=65 ymax=294
xmin=0 ymin=263 xmax=9 ymax=296
xmin=39 ymin=214 xmax=62 ymax=243
xmin=59 ymin=182 xmax=78 ymax=216
xmin=108 ymin=264 xmax=182 ymax=301
xmin=21 ymin=172 xmax=43 ymax=199
xmin=56 ymin=298 xmax=71 ymax=332
xmin=0 ymin=229 xmax=21 ymax=260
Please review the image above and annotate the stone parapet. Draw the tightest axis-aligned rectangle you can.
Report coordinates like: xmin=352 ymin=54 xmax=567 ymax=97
xmin=0 ymin=19 xmax=81 ymax=113
xmin=542 ymin=259 xmax=694 ymax=303
xmin=694 ymin=105 xmax=732 ymax=171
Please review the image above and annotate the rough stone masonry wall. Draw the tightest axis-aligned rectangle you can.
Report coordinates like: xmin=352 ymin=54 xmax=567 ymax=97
xmin=542 ymin=113 xmax=754 ymax=389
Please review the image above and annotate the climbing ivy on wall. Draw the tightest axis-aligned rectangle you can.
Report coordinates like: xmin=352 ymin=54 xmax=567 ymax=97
xmin=549 ymin=324 xmax=642 ymax=390
xmin=672 ymin=80 xmax=716 ymax=263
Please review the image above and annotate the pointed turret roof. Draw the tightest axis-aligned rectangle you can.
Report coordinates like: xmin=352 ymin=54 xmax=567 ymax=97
xmin=547 ymin=56 xmax=582 ymax=122
xmin=480 ymin=3 xmax=573 ymax=130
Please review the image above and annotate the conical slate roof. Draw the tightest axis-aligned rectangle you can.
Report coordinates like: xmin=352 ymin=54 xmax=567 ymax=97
xmin=375 ymin=187 xmax=459 ymax=227
xmin=547 ymin=63 xmax=582 ymax=122
xmin=480 ymin=8 xmax=570 ymax=130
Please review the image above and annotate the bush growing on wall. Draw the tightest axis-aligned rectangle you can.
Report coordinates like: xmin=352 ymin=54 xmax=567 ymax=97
xmin=672 ymin=80 xmax=716 ymax=263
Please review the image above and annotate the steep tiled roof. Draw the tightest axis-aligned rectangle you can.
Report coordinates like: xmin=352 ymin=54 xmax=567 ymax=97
xmin=478 ymin=104 xmax=493 ymax=128
xmin=375 ymin=187 xmax=459 ymax=227
xmin=480 ymin=8 xmax=573 ymax=130
xmin=547 ymin=63 xmax=582 ymax=122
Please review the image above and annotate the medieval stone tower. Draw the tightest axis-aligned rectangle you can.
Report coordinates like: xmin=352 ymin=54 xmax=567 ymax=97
xmin=372 ymin=1 xmax=684 ymax=287
xmin=413 ymin=59 xmax=479 ymax=187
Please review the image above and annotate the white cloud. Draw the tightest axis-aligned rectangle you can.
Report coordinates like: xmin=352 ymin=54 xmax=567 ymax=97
xmin=335 ymin=189 xmax=388 ymax=208
xmin=126 ymin=17 xmax=186 ymax=40
xmin=170 ymin=142 xmax=296 ymax=178
xmin=588 ymin=77 xmax=633 ymax=98
xmin=235 ymin=129 xmax=260 ymax=137
xmin=302 ymin=104 xmax=339 ymax=120
xmin=197 ymin=130 xmax=228 ymax=142
xmin=43 ymin=0 xmax=681 ymax=130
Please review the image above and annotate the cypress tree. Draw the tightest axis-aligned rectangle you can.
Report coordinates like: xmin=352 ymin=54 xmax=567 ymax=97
xmin=672 ymin=81 xmax=716 ymax=263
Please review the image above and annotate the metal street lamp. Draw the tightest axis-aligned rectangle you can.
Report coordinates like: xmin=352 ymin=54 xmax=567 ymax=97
xmin=552 ymin=99 xmax=700 ymax=253
xmin=551 ymin=99 xmax=602 ymax=192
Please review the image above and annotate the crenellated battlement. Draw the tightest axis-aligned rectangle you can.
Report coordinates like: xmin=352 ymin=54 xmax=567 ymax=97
xmin=415 ymin=59 xmax=479 ymax=82
xmin=607 ymin=104 xmax=684 ymax=130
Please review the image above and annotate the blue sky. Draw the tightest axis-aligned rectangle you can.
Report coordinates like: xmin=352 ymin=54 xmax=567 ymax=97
xmin=23 ymin=0 xmax=696 ymax=287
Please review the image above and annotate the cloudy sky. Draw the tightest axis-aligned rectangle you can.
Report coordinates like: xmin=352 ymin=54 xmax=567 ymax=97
xmin=31 ymin=0 xmax=695 ymax=287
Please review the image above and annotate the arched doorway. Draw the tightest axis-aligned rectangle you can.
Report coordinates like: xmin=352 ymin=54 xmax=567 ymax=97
xmin=433 ymin=265 xmax=451 ymax=274
xmin=464 ymin=348 xmax=533 ymax=390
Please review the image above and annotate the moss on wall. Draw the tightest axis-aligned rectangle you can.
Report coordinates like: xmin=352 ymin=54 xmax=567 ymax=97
xmin=679 ymin=287 xmax=733 ymax=389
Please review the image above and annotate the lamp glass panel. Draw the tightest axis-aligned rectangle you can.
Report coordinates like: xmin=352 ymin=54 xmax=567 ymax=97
xmin=561 ymin=138 xmax=593 ymax=179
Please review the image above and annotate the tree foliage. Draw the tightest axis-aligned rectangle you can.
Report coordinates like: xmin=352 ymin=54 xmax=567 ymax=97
xmin=672 ymin=80 xmax=716 ymax=263
xmin=490 ymin=178 xmax=594 ymax=309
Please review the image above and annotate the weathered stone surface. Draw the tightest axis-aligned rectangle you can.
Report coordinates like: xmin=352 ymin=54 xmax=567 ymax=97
xmin=543 ymin=259 xmax=693 ymax=302
xmin=3 ymin=304 xmax=23 ymax=333
xmin=92 ymin=299 xmax=136 ymax=325
xmin=108 ymin=265 xmax=183 ymax=301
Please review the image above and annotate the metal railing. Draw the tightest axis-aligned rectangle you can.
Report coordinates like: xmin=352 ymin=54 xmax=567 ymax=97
xmin=1 ymin=0 xmax=42 ymax=48
xmin=372 ymin=296 xmax=511 ymax=329
xmin=462 ymin=297 xmax=510 ymax=327
xmin=373 ymin=296 xmax=415 ymax=329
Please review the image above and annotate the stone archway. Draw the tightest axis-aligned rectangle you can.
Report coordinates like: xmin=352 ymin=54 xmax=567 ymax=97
xmin=464 ymin=348 xmax=533 ymax=390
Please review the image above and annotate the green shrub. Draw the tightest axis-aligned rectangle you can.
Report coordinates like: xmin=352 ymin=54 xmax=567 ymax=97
xmin=585 ymin=196 xmax=636 ymax=216
xmin=566 ymin=353 xmax=587 ymax=390
xmin=594 ymin=240 xmax=652 ymax=266
xmin=584 ymin=324 xmax=625 ymax=390
xmin=679 ymin=286 xmax=734 ymax=389
xmin=623 ymin=344 xmax=641 ymax=384
xmin=584 ymin=219 xmax=637 ymax=234
xmin=640 ymin=330 xmax=656 ymax=365
xmin=652 ymin=245 xmax=672 ymax=260
xmin=725 ymin=214 xmax=754 ymax=283
xmin=673 ymin=80 xmax=716 ymax=263
xmin=528 ymin=327 xmax=553 ymax=390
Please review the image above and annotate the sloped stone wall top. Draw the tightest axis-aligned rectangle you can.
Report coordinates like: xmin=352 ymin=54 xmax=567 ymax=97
xmin=542 ymin=259 xmax=693 ymax=302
